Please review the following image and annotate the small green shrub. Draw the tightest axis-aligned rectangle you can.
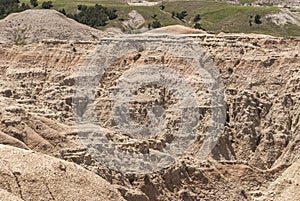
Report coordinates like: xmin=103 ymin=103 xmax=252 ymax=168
xmin=42 ymin=1 xmax=53 ymax=9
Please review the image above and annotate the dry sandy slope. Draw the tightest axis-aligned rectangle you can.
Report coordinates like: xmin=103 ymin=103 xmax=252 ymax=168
xmin=265 ymin=8 xmax=300 ymax=26
xmin=147 ymin=25 xmax=207 ymax=34
xmin=0 ymin=188 xmax=23 ymax=201
xmin=0 ymin=144 xmax=126 ymax=201
xmin=0 ymin=8 xmax=299 ymax=201
xmin=0 ymin=9 xmax=105 ymax=44
xmin=261 ymin=160 xmax=300 ymax=201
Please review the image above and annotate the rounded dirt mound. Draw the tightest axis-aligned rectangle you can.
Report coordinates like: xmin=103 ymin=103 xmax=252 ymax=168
xmin=147 ymin=25 xmax=207 ymax=34
xmin=0 ymin=9 xmax=105 ymax=44
xmin=0 ymin=144 xmax=126 ymax=201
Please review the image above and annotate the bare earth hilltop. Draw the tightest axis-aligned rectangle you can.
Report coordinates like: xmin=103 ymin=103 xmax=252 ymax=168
xmin=0 ymin=9 xmax=299 ymax=201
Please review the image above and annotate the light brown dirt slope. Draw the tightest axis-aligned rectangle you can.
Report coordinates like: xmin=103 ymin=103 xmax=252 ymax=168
xmin=0 ymin=9 xmax=299 ymax=201
xmin=147 ymin=25 xmax=207 ymax=34
xmin=0 ymin=9 xmax=105 ymax=44
xmin=0 ymin=144 xmax=126 ymax=201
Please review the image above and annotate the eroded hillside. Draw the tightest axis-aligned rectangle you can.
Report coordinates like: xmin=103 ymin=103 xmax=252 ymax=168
xmin=0 ymin=10 xmax=299 ymax=201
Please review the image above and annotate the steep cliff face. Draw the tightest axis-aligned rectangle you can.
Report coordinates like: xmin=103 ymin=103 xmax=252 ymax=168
xmin=0 ymin=31 xmax=299 ymax=200
xmin=197 ymin=33 xmax=300 ymax=168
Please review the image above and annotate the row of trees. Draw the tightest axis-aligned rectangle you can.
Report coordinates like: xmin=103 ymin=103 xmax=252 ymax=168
xmin=0 ymin=0 xmax=29 ymax=18
xmin=0 ymin=1 xmax=117 ymax=28
xmin=0 ymin=1 xmax=263 ymax=31
xmin=0 ymin=0 xmax=52 ymax=19
xmin=62 ymin=4 xmax=117 ymax=27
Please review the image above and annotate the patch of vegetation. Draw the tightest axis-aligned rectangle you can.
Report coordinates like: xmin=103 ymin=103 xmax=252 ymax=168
xmin=239 ymin=0 xmax=256 ymax=5
xmin=6 ymin=22 xmax=31 ymax=45
xmin=254 ymin=14 xmax=262 ymax=24
xmin=149 ymin=19 xmax=161 ymax=29
xmin=58 ymin=8 xmax=66 ymax=15
xmin=0 ymin=0 xmax=30 ymax=19
xmin=30 ymin=0 xmax=38 ymax=7
xmin=62 ymin=4 xmax=117 ymax=27
xmin=42 ymin=1 xmax=53 ymax=9
xmin=17 ymin=0 xmax=300 ymax=37
xmin=159 ymin=4 xmax=165 ymax=10
xmin=176 ymin=10 xmax=188 ymax=21
xmin=193 ymin=14 xmax=201 ymax=22
xmin=194 ymin=22 xmax=202 ymax=29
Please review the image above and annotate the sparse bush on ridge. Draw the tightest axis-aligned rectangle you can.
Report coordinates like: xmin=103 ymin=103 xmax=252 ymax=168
xmin=151 ymin=19 xmax=161 ymax=28
xmin=194 ymin=22 xmax=202 ymax=29
xmin=148 ymin=19 xmax=161 ymax=29
xmin=6 ymin=22 xmax=31 ymax=45
xmin=59 ymin=8 xmax=66 ymax=15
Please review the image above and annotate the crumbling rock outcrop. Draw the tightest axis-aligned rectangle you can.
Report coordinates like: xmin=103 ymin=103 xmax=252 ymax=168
xmin=0 ymin=19 xmax=299 ymax=200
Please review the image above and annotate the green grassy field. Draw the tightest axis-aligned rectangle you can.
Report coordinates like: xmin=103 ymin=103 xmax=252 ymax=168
xmin=20 ymin=0 xmax=300 ymax=37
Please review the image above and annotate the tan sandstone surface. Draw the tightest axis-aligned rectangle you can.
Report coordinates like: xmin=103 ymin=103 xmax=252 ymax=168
xmin=0 ymin=9 xmax=299 ymax=201
xmin=0 ymin=144 xmax=126 ymax=201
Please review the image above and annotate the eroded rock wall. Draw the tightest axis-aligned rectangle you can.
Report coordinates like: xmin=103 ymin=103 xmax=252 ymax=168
xmin=0 ymin=33 xmax=299 ymax=200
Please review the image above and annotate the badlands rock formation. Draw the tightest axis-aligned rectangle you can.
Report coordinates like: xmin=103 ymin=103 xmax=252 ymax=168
xmin=255 ymin=0 xmax=300 ymax=7
xmin=122 ymin=10 xmax=145 ymax=30
xmin=225 ymin=0 xmax=300 ymax=7
xmin=0 ymin=10 xmax=299 ymax=201
xmin=0 ymin=9 xmax=105 ymax=44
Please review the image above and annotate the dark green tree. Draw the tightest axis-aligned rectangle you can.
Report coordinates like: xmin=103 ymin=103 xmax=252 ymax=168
xmin=193 ymin=14 xmax=201 ymax=22
xmin=30 ymin=0 xmax=38 ymax=7
xmin=151 ymin=19 xmax=161 ymax=28
xmin=68 ymin=4 xmax=117 ymax=27
xmin=0 ymin=0 xmax=30 ymax=18
xmin=41 ymin=1 xmax=53 ymax=9
xmin=194 ymin=23 xmax=201 ymax=29
xmin=254 ymin=14 xmax=262 ymax=24
xmin=106 ymin=8 xmax=117 ymax=20
xmin=59 ymin=8 xmax=66 ymax=15
xmin=151 ymin=14 xmax=157 ymax=20
xmin=176 ymin=11 xmax=187 ymax=20
xmin=171 ymin=11 xmax=175 ymax=18
xmin=20 ymin=3 xmax=30 ymax=10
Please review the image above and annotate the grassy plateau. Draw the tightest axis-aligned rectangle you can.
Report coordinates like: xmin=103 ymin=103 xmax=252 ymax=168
xmin=20 ymin=0 xmax=300 ymax=37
